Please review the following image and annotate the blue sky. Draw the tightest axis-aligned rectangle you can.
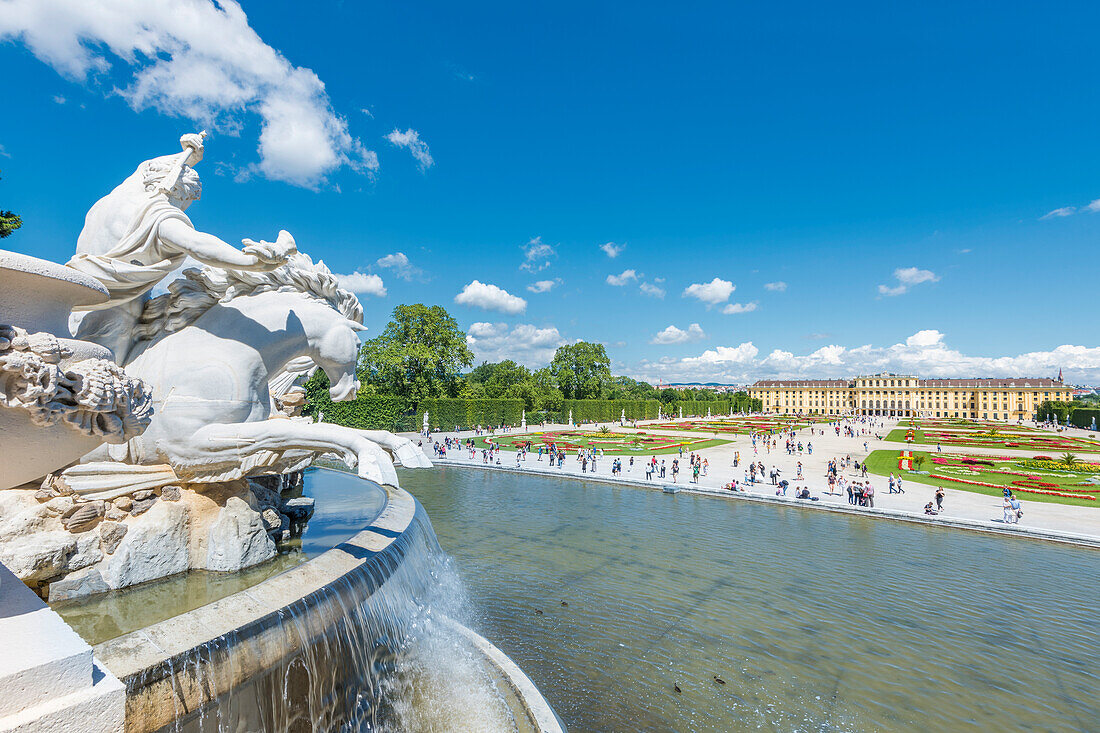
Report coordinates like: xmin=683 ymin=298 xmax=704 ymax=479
xmin=1 ymin=1 xmax=1098 ymax=383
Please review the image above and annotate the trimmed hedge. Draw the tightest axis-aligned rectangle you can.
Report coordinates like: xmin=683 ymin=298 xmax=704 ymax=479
xmin=557 ymin=399 xmax=662 ymax=424
xmin=421 ymin=398 xmax=524 ymax=430
xmin=1035 ymin=400 xmax=1074 ymax=423
xmin=1070 ymin=408 xmax=1100 ymax=431
xmin=303 ymin=372 xmax=415 ymax=430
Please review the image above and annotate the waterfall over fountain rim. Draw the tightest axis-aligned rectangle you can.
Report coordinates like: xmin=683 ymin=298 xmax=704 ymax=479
xmin=92 ymin=475 xmax=563 ymax=732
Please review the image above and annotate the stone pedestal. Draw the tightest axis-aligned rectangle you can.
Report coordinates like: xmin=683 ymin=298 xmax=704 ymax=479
xmin=0 ymin=563 xmax=124 ymax=732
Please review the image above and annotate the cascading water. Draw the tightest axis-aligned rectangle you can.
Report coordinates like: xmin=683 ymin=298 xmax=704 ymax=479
xmin=155 ymin=507 xmax=520 ymax=733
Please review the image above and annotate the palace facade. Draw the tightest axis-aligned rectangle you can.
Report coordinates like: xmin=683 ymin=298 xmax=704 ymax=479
xmin=747 ymin=374 xmax=1072 ymax=421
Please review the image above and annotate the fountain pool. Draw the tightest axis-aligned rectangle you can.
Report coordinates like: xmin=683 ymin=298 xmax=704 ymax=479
xmin=53 ymin=468 xmax=388 ymax=644
xmin=406 ymin=465 xmax=1099 ymax=733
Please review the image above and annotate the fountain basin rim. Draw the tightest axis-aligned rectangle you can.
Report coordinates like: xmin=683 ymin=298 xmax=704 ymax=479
xmin=444 ymin=617 xmax=567 ymax=733
xmin=93 ymin=471 xmax=413 ymax=731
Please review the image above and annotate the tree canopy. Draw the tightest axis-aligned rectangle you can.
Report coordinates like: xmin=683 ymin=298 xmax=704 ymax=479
xmin=550 ymin=341 xmax=612 ymax=400
xmin=357 ymin=304 xmax=473 ymax=402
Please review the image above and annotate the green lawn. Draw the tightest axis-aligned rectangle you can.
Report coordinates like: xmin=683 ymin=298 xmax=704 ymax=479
xmin=472 ymin=429 xmax=729 ymax=455
xmin=885 ymin=426 xmax=1100 ymax=452
xmin=863 ymin=449 xmax=1100 ymax=508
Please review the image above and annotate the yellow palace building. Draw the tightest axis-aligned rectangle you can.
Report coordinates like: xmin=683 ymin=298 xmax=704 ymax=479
xmin=748 ymin=373 xmax=1072 ymax=421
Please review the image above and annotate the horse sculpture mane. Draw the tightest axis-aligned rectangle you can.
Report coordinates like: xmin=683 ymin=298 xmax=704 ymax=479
xmin=132 ymin=253 xmax=363 ymax=344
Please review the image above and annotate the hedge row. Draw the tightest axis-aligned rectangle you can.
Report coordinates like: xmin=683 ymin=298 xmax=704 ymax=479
xmin=556 ymin=399 xmax=662 ymax=423
xmin=1069 ymin=408 xmax=1100 ymax=431
xmin=303 ymin=371 xmax=763 ymax=432
xmin=420 ymin=398 xmax=525 ymax=430
xmin=311 ymin=394 xmax=414 ymax=430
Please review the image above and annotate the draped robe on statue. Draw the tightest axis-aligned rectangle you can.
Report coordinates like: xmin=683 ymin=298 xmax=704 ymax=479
xmin=65 ymin=157 xmax=196 ymax=362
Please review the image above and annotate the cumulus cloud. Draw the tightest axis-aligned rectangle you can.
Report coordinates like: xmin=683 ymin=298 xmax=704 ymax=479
xmin=877 ymin=267 xmax=938 ymax=297
xmin=600 ymin=241 xmax=624 ymax=258
xmin=466 ymin=322 xmax=566 ymax=367
xmin=639 ymin=281 xmax=665 ymax=298
xmin=0 ymin=0 xmax=379 ymax=188
xmin=631 ymin=329 xmax=1100 ymax=384
xmin=650 ymin=323 xmax=706 ymax=345
xmin=526 ymin=279 xmax=560 ymax=293
xmin=520 ymin=236 xmax=555 ymax=272
xmin=606 ymin=269 xmax=638 ymax=286
xmin=385 ymin=128 xmax=433 ymax=170
xmin=334 ymin=271 xmax=386 ymax=297
xmin=763 ymin=281 xmax=787 ymax=292
xmin=1088 ymin=199 xmax=1100 ymax=213
xmin=375 ymin=251 xmax=424 ymax=281
xmin=722 ymin=301 xmax=758 ymax=314
xmin=454 ymin=280 xmax=527 ymax=314
xmin=683 ymin=277 xmax=735 ymax=305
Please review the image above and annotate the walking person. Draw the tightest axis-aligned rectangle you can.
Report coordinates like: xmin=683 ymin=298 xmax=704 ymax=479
xmin=935 ymin=486 xmax=945 ymax=513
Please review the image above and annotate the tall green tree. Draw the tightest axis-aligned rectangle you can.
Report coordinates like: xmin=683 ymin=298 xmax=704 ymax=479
xmin=550 ymin=341 xmax=611 ymax=399
xmin=358 ymin=304 xmax=473 ymax=402
xmin=0 ymin=171 xmax=22 ymax=239
xmin=466 ymin=359 xmax=532 ymax=398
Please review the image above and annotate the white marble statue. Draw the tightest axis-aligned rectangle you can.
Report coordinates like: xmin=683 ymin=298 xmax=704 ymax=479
xmin=521 ymin=409 xmax=526 ymax=431
xmin=65 ymin=254 xmax=430 ymax=493
xmin=67 ymin=132 xmax=297 ymax=364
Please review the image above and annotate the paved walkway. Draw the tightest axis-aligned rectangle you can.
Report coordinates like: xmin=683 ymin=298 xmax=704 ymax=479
xmin=404 ymin=417 xmax=1100 ymax=547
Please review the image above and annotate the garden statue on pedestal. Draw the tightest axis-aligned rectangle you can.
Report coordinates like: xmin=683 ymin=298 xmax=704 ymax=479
xmin=521 ymin=410 xmax=526 ymax=431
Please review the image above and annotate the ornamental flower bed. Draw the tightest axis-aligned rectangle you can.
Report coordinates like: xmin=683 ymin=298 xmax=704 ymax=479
xmin=914 ymin=429 xmax=1100 ymax=451
xmin=928 ymin=474 xmax=1097 ymax=500
xmin=883 ymin=450 xmax=1100 ymax=505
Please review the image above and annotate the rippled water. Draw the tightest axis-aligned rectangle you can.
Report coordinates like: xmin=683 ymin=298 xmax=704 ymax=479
xmin=403 ymin=466 xmax=1099 ymax=733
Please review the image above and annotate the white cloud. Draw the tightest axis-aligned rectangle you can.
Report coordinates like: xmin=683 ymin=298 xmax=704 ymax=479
xmin=1088 ymin=199 xmax=1100 ymax=213
xmin=334 ymin=271 xmax=386 ymax=297
xmin=895 ymin=267 xmax=938 ymax=285
xmin=526 ymin=279 xmax=560 ymax=293
xmin=877 ymin=266 xmax=938 ymax=296
xmin=600 ymin=241 xmax=624 ymax=258
xmin=650 ymin=323 xmax=706 ymax=345
xmin=631 ymin=329 xmax=1100 ymax=384
xmin=520 ymin=236 xmax=555 ymax=272
xmin=454 ymin=280 xmax=526 ymax=314
xmin=722 ymin=301 xmax=758 ymax=314
xmin=764 ymin=281 xmax=787 ymax=292
xmin=606 ymin=269 xmax=638 ymax=286
xmin=52 ymin=94 xmax=66 ymax=104
xmin=0 ymin=0 xmax=376 ymax=187
xmin=466 ymin=322 xmax=566 ymax=367
xmin=639 ymin=281 xmax=665 ymax=298
xmin=385 ymin=128 xmax=433 ymax=170
xmin=376 ymin=251 xmax=424 ymax=281
xmin=683 ymin=277 xmax=735 ymax=305
xmin=1041 ymin=206 xmax=1076 ymax=219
